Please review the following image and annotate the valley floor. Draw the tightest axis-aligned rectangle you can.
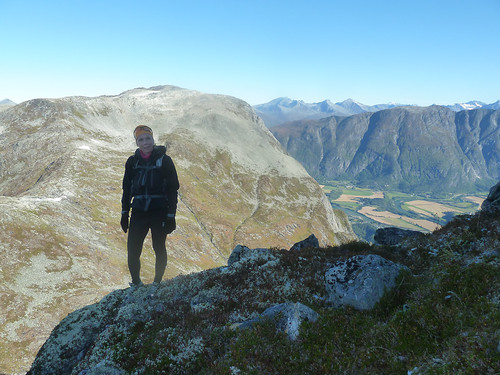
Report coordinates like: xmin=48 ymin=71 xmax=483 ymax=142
xmin=321 ymin=182 xmax=486 ymax=243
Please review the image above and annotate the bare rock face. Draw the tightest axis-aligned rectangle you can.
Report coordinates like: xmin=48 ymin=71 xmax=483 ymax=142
xmin=0 ymin=86 xmax=356 ymax=373
xmin=325 ymin=254 xmax=409 ymax=310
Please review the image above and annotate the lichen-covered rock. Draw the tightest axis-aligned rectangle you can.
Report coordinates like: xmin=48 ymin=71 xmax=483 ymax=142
xmin=290 ymin=234 xmax=320 ymax=251
xmin=374 ymin=227 xmax=424 ymax=246
xmin=231 ymin=302 xmax=318 ymax=340
xmin=227 ymin=244 xmax=270 ymax=266
xmin=325 ymin=254 xmax=409 ymax=310
xmin=77 ymin=359 xmax=125 ymax=375
xmin=27 ymin=284 xmax=171 ymax=375
xmin=27 ymin=290 xmax=126 ymax=375
xmin=261 ymin=302 xmax=319 ymax=340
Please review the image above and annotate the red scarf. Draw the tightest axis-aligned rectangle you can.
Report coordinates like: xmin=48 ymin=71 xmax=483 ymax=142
xmin=140 ymin=150 xmax=152 ymax=160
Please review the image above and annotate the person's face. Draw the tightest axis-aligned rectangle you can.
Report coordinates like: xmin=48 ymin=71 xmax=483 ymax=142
xmin=136 ymin=133 xmax=154 ymax=154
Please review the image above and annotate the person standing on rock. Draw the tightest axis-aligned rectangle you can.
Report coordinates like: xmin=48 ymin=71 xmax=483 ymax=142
xmin=120 ymin=125 xmax=179 ymax=287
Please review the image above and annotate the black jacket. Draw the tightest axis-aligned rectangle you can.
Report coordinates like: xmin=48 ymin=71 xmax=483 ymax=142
xmin=121 ymin=146 xmax=179 ymax=215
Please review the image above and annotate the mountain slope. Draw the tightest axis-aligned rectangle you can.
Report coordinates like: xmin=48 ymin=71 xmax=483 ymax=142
xmin=0 ymin=86 xmax=356 ymax=373
xmin=272 ymin=106 xmax=500 ymax=193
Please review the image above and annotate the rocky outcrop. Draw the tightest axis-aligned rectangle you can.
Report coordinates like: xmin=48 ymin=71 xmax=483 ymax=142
xmin=374 ymin=227 xmax=425 ymax=246
xmin=228 ymin=233 xmax=320 ymax=266
xmin=481 ymin=180 xmax=500 ymax=211
xmin=27 ymin=244 xmax=410 ymax=373
xmin=290 ymin=234 xmax=320 ymax=251
xmin=27 ymin=290 xmax=126 ymax=375
xmin=227 ymin=244 xmax=269 ymax=267
xmin=325 ymin=254 xmax=409 ymax=310
xmin=231 ymin=302 xmax=319 ymax=340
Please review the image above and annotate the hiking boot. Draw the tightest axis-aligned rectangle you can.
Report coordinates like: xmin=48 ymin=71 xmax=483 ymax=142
xmin=129 ymin=280 xmax=144 ymax=288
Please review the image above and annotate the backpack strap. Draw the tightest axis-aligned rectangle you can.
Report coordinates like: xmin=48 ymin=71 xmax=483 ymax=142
xmin=131 ymin=155 xmax=167 ymax=211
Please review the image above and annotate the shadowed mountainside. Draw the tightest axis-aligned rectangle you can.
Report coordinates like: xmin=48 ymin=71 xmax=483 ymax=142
xmin=272 ymin=106 xmax=499 ymax=193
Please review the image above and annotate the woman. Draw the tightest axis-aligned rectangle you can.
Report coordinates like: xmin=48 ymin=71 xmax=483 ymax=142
xmin=121 ymin=125 xmax=179 ymax=286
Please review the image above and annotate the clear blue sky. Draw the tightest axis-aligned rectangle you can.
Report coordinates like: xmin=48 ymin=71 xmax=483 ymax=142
xmin=1 ymin=0 xmax=499 ymax=106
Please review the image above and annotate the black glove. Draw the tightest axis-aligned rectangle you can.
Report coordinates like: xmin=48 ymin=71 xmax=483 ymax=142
xmin=163 ymin=216 xmax=176 ymax=234
xmin=121 ymin=212 xmax=129 ymax=233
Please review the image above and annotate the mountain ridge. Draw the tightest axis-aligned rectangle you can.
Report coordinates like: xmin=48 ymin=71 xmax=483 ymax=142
xmin=254 ymin=97 xmax=500 ymax=127
xmin=271 ymin=105 xmax=500 ymax=194
xmin=254 ymin=97 xmax=404 ymax=126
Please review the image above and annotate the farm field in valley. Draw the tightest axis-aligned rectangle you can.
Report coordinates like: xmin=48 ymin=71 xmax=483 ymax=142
xmin=321 ymin=182 xmax=486 ymax=243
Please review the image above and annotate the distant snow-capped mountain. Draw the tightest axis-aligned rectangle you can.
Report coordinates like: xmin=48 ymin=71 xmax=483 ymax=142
xmin=445 ymin=101 xmax=487 ymax=111
xmin=254 ymin=97 xmax=500 ymax=127
xmin=253 ymin=97 xmax=404 ymax=127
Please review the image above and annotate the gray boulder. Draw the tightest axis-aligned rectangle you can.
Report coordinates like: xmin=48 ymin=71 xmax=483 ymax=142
xmin=290 ymin=234 xmax=320 ymax=251
xmin=231 ymin=302 xmax=319 ymax=340
xmin=227 ymin=244 xmax=269 ymax=266
xmin=481 ymin=181 xmax=500 ymax=211
xmin=325 ymin=254 xmax=409 ymax=310
xmin=227 ymin=244 xmax=249 ymax=266
xmin=374 ymin=227 xmax=424 ymax=246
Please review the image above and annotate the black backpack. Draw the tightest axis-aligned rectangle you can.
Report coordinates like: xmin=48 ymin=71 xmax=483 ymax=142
xmin=130 ymin=155 xmax=168 ymax=211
